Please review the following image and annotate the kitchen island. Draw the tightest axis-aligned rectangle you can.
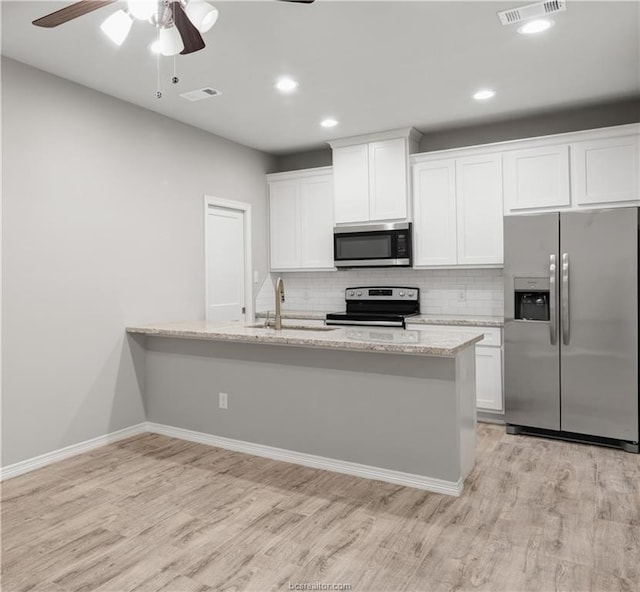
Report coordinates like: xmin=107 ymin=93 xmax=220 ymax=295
xmin=126 ymin=321 xmax=483 ymax=495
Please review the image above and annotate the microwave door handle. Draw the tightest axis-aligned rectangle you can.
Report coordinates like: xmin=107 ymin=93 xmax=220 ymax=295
xmin=562 ymin=253 xmax=570 ymax=346
xmin=549 ymin=254 xmax=557 ymax=345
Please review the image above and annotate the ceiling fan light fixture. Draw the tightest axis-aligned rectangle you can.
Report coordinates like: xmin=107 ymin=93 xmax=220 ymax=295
xmin=100 ymin=9 xmax=133 ymax=46
xmin=127 ymin=0 xmax=157 ymax=21
xmin=185 ymin=0 xmax=219 ymax=33
xmin=159 ymin=24 xmax=185 ymax=56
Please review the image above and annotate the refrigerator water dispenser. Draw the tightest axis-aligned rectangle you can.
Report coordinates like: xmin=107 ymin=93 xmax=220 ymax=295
xmin=514 ymin=278 xmax=550 ymax=322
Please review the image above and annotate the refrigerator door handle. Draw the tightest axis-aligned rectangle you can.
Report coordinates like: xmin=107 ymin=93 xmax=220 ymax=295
xmin=549 ymin=254 xmax=558 ymax=345
xmin=562 ymin=252 xmax=570 ymax=345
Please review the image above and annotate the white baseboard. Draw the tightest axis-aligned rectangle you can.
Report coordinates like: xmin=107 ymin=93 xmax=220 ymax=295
xmin=147 ymin=422 xmax=463 ymax=496
xmin=0 ymin=421 xmax=463 ymax=495
xmin=0 ymin=423 xmax=148 ymax=481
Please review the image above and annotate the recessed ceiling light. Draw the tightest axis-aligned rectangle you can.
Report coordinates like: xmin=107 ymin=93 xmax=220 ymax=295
xmin=275 ymin=77 xmax=298 ymax=93
xmin=518 ymin=18 xmax=554 ymax=35
xmin=320 ymin=118 xmax=338 ymax=128
xmin=473 ymin=89 xmax=496 ymax=101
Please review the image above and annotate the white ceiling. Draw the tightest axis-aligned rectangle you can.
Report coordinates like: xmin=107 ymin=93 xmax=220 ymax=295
xmin=2 ymin=0 xmax=639 ymax=154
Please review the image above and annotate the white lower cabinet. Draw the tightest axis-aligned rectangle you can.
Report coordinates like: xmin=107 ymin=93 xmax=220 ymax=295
xmin=474 ymin=346 xmax=503 ymax=412
xmin=407 ymin=323 xmax=504 ymax=413
xmin=268 ymin=168 xmax=335 ymax=271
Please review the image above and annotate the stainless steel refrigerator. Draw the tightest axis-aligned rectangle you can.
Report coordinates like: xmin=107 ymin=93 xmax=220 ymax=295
xmin=504 ymin=207 xmax=639 ymax=453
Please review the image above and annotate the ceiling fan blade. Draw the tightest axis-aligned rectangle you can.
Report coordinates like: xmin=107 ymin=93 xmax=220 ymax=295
xmin=171 ymin=2 xmax=206 ymax=55
xmin=32 ymin=0 xmax=117 ymax=28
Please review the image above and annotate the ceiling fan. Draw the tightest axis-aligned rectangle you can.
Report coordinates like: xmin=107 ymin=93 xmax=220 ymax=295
xmin=32 ymin=0 xmax=315 ymax=56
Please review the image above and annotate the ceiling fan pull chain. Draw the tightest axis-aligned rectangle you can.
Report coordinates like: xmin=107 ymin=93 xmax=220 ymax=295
xmin=172 ymin=56 xmax=179 ymax=85
xmin=155 ymin=29 xmax=162 ymax=99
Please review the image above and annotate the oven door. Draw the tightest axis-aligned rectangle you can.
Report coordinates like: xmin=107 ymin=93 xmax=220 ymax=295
xmin=333 ymin=223 xmax=411 ymax=268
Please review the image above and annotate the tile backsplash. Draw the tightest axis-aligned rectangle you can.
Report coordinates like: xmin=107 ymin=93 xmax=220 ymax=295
xmin=256 ymin=268 xmax=504 ymax=317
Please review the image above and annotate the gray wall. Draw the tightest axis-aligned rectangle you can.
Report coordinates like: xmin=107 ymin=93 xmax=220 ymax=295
xmin=418 ymin=97 xmax=640 ymax=152
xmin=275 ymin=148 xmax=332 ymax=174
xmin=273 ymin=97 xmax=640 ymax=172
xmin=1 ymin=57 xmax=275 ymax=466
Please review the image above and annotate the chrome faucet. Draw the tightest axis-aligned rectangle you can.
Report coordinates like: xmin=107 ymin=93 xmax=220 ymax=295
xmin=274 ymin=277 xmax=285 ymax=330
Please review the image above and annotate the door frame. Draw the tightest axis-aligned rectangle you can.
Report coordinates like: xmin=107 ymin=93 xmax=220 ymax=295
xmin=203 ymin=195 xmax=253 ymax=323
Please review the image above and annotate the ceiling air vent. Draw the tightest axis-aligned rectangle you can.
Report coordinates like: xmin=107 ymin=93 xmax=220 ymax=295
xmin=179 ymin=87 xmax=222 ymax=102
xmin=498 ymin=0 xmax=566 ymax=25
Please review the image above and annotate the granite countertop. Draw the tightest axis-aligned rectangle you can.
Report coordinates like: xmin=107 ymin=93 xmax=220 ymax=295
xmin=256 ymin=310 xmax=503 ymax=327
xmin=256 ymin=310 xmax=327 ymax=321
xmin=126 ymin=320 xmax=484 ymax=357
xmin=407 ymin=314 xmax=503 ymax=328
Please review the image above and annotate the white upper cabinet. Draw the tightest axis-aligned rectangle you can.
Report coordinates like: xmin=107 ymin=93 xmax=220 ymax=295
xmin=330 ymin=128 xmax=422 ymax=225
xmin=299 ymin=175 xmax=335 ymax=269
xmin=499 ymin=124 xmax=639 ymax=214
xmin=268 ymin=168 xmax=334 ymax=271
xmin=413 ymin=158 xmax=457 ymax=266
xmin=572 ymin=134 xmax=640 ymax=206
xmin=456 ymin=154 xmax=504 ymax=265
xmin=269 ymin=180 xmax=299 ymax=270
xmin=368 ymin=138 xmax=409 ymax=221
xmin=504 ymin=145 xmax=571 ymax=212
xmin=333 ymin=144 xmax=369 ymax=223
xmin=412 ymin=152 xmax=503 ymax=267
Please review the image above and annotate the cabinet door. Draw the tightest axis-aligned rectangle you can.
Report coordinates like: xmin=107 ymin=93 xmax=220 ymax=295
xmin=456 ymin=154 xmax=504 ymax=265
xmin=333 ymin=144 xmax=370 ymax=223
xmin=299 ymin=175 xmax=335 ymax=269
xmin=572 ymin=135 xmax=640 ymax=206
xmin=269 ymin=180 xmax=299 ymax=270
xmin=476 ymin=346 xmax=503 ymax=412
xmin=504 ymin=145 xmax=570 ymax=211
xmin=412 ymin=159 xmax=457 ymax=266
xmin=369 ymin=138 xmax=408 ymax=221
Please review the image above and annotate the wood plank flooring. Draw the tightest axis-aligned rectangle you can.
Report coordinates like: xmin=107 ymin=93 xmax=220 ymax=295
xmin=2 ymin=424 xmax=639 ymax=592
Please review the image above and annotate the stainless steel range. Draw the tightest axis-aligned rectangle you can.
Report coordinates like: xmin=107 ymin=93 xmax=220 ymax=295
xmin=326 ymin=287 xmax=420 ymax=328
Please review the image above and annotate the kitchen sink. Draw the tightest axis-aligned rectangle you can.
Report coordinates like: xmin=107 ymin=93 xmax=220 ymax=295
xmin=247 ymin=324 xmax=337 ymax=332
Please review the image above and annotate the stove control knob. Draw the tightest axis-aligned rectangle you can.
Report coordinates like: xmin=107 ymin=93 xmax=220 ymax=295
xmin=399 ymin=291 xmax=405 ymax=297
xmin=348 ymin=291 xmax=355 ymax=297
xmin=357 ymin=291 xmax=362 ymax=296
xmin=408 ymin=291 xmax=414 ymax=298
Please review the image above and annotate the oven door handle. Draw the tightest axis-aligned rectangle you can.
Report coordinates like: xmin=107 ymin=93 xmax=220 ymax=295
xmin=325 ymin=319 xmax=405 ymax=328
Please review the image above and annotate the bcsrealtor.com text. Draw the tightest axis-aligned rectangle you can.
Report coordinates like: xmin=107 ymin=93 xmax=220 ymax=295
xmin=288 ymin=583 xmax=352 ymax=591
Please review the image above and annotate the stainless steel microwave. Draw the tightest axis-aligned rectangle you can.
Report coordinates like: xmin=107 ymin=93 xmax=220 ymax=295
xmin=333 ymin=222 xmax=412 ymax=268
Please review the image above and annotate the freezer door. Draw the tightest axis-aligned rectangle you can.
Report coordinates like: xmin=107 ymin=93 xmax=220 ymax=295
xmin=504 ymin=213 xmax=560 ymax=430
xmin=560 ymin=208 xmax=639 ymax=442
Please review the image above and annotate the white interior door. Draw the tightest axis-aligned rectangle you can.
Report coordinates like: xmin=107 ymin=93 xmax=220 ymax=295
xmin=206 ymin=205 xmax=246 ymax=323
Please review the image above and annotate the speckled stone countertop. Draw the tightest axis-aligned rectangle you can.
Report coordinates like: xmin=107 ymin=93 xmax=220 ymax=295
xmin=256 ymin=310 xmax=503 ymax=327
xmin=256 ymin=310 xmax=327 ymax=321
xmin=407 ymin=314 xmax=503 ymax=328
xmin=126 ymin=321 xmax=484 ymax=357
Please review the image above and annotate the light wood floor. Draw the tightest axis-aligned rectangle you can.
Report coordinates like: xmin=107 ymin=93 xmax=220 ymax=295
xmin=2 ymin=424 xmax=639 ymax=592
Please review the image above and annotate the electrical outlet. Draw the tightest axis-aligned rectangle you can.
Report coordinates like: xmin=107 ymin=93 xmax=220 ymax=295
xmin=457 ymin=289 xmax=467 ymax=302
xmin=218 ymin=392 xmax=228 ymax=409
xmin=303 ymin=289 xmax=310 ymax=300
